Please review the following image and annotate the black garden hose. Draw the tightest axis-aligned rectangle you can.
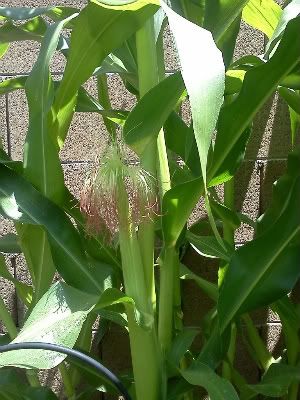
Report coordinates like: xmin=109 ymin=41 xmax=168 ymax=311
xmin=0 ymin=341 xmax=132 ymax=400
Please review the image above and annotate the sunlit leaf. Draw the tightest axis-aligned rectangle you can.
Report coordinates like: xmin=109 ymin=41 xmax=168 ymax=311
xmin=265 ymin=0 xmax=300 ymax=58
xmin=162 ymin=1 xmax=225 ymax=188
xmin=0 ymin=164 xmax=113 ymax=295
xmin=52 ymin=0 xmax=159 ymax=148
xmin=242 ymin=0 xmax=282 ymax=38
xmin=0 ymin=282 xmax=96 ymax=370
xmin=181 ymin=362 xmax=239 ymax=399
xmin=123 ymin=72 xmax=185 ymax=155
xmin=218 ymin=176 xmax=300 ymax=331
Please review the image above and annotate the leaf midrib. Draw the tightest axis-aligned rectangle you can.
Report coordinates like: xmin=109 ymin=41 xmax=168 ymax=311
xmin=221 ymin=225 xmax=300 ymax=331
xmin=0 ymin=185 xmax=101 ymax=292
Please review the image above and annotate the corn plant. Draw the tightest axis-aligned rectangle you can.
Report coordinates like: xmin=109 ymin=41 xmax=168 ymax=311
xmin=0 ymin=0 xmax=299 ymax=399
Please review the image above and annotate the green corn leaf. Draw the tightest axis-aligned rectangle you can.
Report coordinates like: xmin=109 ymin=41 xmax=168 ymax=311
xmin=272 ymin=297 xmax=300 ymax=365
xmin=242 ymin=0 xmax=282 ymax=38
xmin=168 ymin=328 xmax=200 ymax=368
xmin=162 ymin=1 xmax=225 ymax=189
xmin=257 ymin=149 xmax=300 ymax=235
xmin=0 ymin=253 xmax=32 ymax=306
xmin=21 ymin=14 xmax=77 ymax=303
xmin=0 ymin=282 xmax=97 ymax=370
xmin=0 ymin=369 xmax=47 ymax=400
xmin=15 ymin=224 xmax=56 ymax=304
xmin=0 ymin=76 xmax=27 ymax=95
xmin=204 ymin=0 xmax=249 ymax=42
xmin=51 ymin=0 xmax=159 ymax=148
xmin=23 ymin=387 xmax=59 ymax=400
xmin=167 ymin=377 xmax=194 ymax=399
xmin=280 ymin=72 xmax=300 ymax=90
xmin=97 ymin=308 xmax=128 ymax=327
xmin=218 ymin=176 xmax=300 ymax=332
xmin=0 ymin=6 xmax=53 ymax=20
xmin=211 ymin=199 xmax=241 ymax=230
xmin=225 ymin=69 xmax=246 ymax=95
xmin=289 ymin=105 xmax=300 ymax=146
xmin=164 ymin=112 xmax=201 ymax=176
xmin=94 ymin=288 xmax=153 ymax=329
xmin=273 ymin=296 xmax=300 ymax=331
xmin=245 ymin=363 xmax=300 ymax=399
xmin=0 ymin=42 xmax=9 ymax=58
xmin=210 ymin=16 xmax=300 ymax=186
xmin=179 ymin=263 xmax=218 ymax=301
xmin=181 ymin=362 xmax=239 ymax=400
xmin=0 ymin=164 xmax=112 ymax=295
xmin=123 ymin=72 xmax=186 ymax=155
xmin=162 ymin=176 xmax=203 ymax=246
xmin=187 ymin=232 xmax=232 ymax=261
xmin=0 ymin=17 xmax=48 ymax=43
xmin=265 ymin=0 xmax=300 ymax=58
xmin=217 ymin=14 xmax=241 ymax=68
xmin=278 ymin=86 xmax=300 ymax=114
xmin=0 ymin=233 xmax=21 ymax=253
xmin=24 ymin=15 xmax=76 ymax=204
xmin=0 ymin=78 xmax=127 ymax=125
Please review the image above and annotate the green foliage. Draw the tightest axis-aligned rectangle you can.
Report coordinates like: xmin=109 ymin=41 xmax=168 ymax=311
xmin=0 ymin=1 xmax=300 ymax=399
xmin=0 ymin=282 xmax=96 ymax=369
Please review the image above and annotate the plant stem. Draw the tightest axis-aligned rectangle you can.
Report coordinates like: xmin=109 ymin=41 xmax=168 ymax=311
xmin=118 ymin=179 xmax=161 ymax=400
xmin=221 ymin=177 xmax=237 ymax=380
xmin=0 ymin=295 xmax=40 ymax=387
xmin=59 ymin=362 xmax=75 ymax=399
xmin=97 ymin=74 xmax=116 ymax=138
xmin=157 ymin=129 xmax=171 ymax=197
xmin=173 ymin=261 xmax=194 ymax=400
xmin=223 ymin=178 xmax=235 ymax=246
xmin=136 ymin=18 xmax=159 ymax=310
xmin=288 ymin=384 xmax=299 ymax=400
xmin=280 ymin=319 xmax=300 ymax=399
xmin=158 ymin=246 xmax=176 ymax=354
xmin=242 ymin=314 xmax=274 ymax=370
xmin=222 ymin=323 xmax=237 ymax=380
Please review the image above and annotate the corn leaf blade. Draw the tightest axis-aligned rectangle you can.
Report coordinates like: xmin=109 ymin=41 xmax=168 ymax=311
xmin=0 ymin=282 xmax=96 ymax=370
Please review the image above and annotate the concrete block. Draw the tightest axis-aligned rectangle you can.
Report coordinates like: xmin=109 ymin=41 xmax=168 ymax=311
xmin=101 ymin=322 xmax=131 ymax=376
xmin=261 ymin=323 xmax=284 ymax=360
xmin=234 ymin=21 xmax=264 ymax=61
xmin=234 ymin=161 xmax=260 ymax=242
xmin=7 ymin=89 xmax=27 ymax=161
xmin=0 ymin=41 xmax=66 ymax=75
xmin=0 ymin=216 xmax=15 ymax=236
xmin=6 ymin=84 xmax=111 ymax=162
xmin=163 ymin=24 xmax=179 ymax=72
xmin=0 ymin=95 xmax=8 ymax=153
xmin=251 ymin=307 xmax=280 ymax=325
xmin=60 ymin=111 xmax=110 ymax=162
xmin=63 ymin=162 xmax=91 ymax=199
xmin=38 ymin=368 xmax=64 ymax=399
xmin=246 ymin=94 xmax=293 ymax=160
xmin=234 ymin=327 xmax=260 ymax=384
xmin=1 ymin=0 xmax=86 ymax=7
xmin=107 ymin=74 xmax=136 ymax=112
xmin=180 ymin=98 xmax=191 ymax=126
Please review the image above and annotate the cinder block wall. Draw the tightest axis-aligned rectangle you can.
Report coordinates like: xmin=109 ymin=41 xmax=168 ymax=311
xmin=0 ymin=1 xmax=297 ymax=399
